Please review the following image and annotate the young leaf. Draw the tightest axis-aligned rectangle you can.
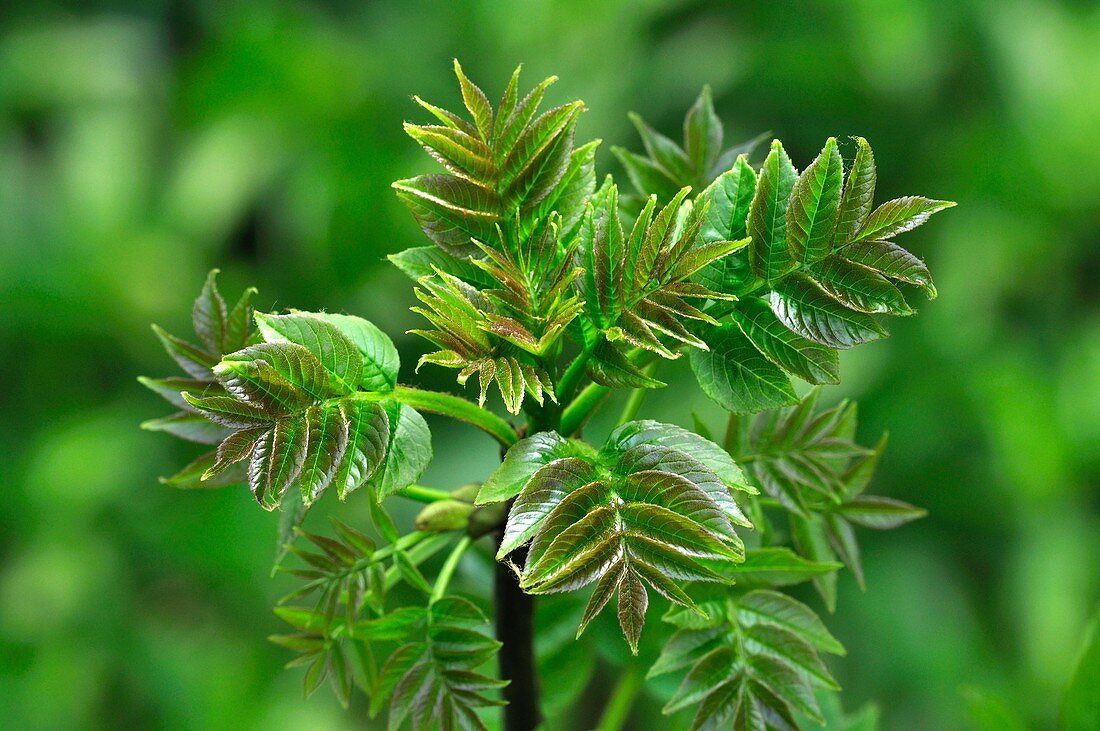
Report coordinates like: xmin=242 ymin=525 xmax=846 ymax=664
xmin=255 ymin=313 xmax=365 ymax=395
xmin=706 ymin=547 xmax=841 ymax=587
xmin=747 ymin=140 xmax=798 ymax=281
xmin=695 ymin=155 xmax=757 ymax=295
xmin=833 ymin=136 xmax=876 ymax=247
xmin=684 ymin=85 xmax=723 ymax=185
xmin=841 ymin=240 xmax=937 ymax=299
xmin=369 ymin=401 xmax=433 ymax=500
xmin=476 ymin=431 xmax=592 ymax=505
xmin=373 ymin=597 xmax=506 ymax=731
xmin=769 ymin=274 xmax=886 ymax=349
xmin=388 ymin=245 xmax=496 ymax=288
xmin=193 ymin=269 xmax=229 ymax=353
xmin=729 ymin=297 xmax=840 ymax=385
xmin=397 ymin=63 xmax=588 ymax=255
xmin=853 ymin=196 xmax=955 ymax=243
xmin=786 ymin=137 xmax=843 ymax=264
xmin=577 ymin=183 xmax=740 ymax=361
xmin=655 ymin=587 xmax=842 ymax=728
xmin=810 ymin=256 xmax=913 ymax=315
xmin=602 ymin=419 xmax=755 ymax=497
xmin=691 ymin=323 xmax=798 ymax=414
xmin=836 ymin=495 xmax=927 ymax=529
xmin=140 ymin=411 xmax=232 ymax=445
xmin=790 ymin=513 xmax=839 ymax=611
xmin=312 ymin=313 xmax=400 ymax=392
xmin=617 ymin=86 xmax=767 ymax=197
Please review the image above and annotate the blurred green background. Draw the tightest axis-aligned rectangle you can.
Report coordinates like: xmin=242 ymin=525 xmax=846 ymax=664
xmin=1 ymin=0 xmax=1098 ymax=728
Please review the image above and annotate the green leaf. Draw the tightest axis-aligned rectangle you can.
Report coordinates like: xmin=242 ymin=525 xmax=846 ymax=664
xmin=629 ymin=112 xmax=693 ymax=186
xmin=224 ymin=285 xmax=258 ymax=353
xmin=140 ymin=411 xmax=231 ymax=445
xmin=841 ymin=240 xmax=937 ymax=299
xmin=836 ymin=495 xmax=926 ymax=529
xmin=387 ymin=246 xmax=495 ymax=288
xmin=696 ymin=155 xmax=756 ymax=295
xmin=193 ymin=269 xmax=228 ymax=353
xmin=374 ymin=596 xmax=505 ymax=731
xmin=399 ymin=64 xmax=587 ymax=254
xmin=207 ymin=427 xmax=268 ymax=481
xmin=255 ymin=312 xmax=364 ymax=395
xmin=181 ymin=392 xmax=272 ymax=429
xmin=393 ymin=551 xmax=433 ymax=596
xmin=739 ymin=391 xmax=867 ymax=513
xmin=708 ymin=547 xmax=840 ymax=587
xmin=744 ymin=622 xmax=839 ymax=689
xmin=747 ymin=140 xmax=797 ymax=281
xmin=249 ymin=414 xmax=309 ymax=510
xmin=811 ymin=255 xmax=913 ymax=315
xmin=730 ymin=297 xmax=840 ymax=385
xmin=684 ymin=85 xmax=723 ymax=184
xmin=215 ymin=342 xmax=333 ymax=411
xmin=603 ymin=420 xmax=756 ymax=497
xmin=477 ymin=431 xmax=590 ymax=505
xmin=152 ymin=324 xmax=217 ymax=380
xmin=656 ymin=586 xmax=841 ymax=728
xmin=332 ymin=399 xmax=390 ymax=499
xmin=297 ymin=405 xmax=350 ymax=503
xmin=853 ymin=196 xmax=955 ymax=243
xmin=496 ymin=423 xmax=751 ymax=650
xmin=518 ymin=468 xmax=741 ymax=622
xmin=833 ymin=136 xmax=876 ymax=247
xmin=496 ymin=457 xmax=599 ymax=559
xmin=691 ymin=323 xmax=798 ymax=414
xmin=138 ymin=376 xmax=219 ymax=410
xmin=611 ymin=146 xmax=681 ymax=201
xmin=577 ymin=182 xmax=736 ymax=359
xmin=535 ymin=139 xmax=600 ymax=237
xmin=453 ymin=59 xmax=493 ymax=139
xmin=769 ymin=274 xmax=886 ymax=349
xmin=786 ymin=137 xmax=843 ymax=264
xmin=617 ymin=570 xmax=649 ymax=655
xmin=370 ymin=401 xmax=432 ymax=499
xmin=312 ymin=313 xmax=400 ymax=392
xmin=617 ymin=86 xmax=766 ymax=198
xmin=585 ymin=340 xmax=667 ymax=389
xmin=159 ymin=450 xmax=246 ymax=490
xmin=737 ymin=590 xmax=845 ymax=655
xmin=392 ymin=174 xmax=500 ymax=258
xmin=825 ymin=512 xmax=865 ymax=589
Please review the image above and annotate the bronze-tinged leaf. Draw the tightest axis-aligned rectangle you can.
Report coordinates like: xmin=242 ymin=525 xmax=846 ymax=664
xmin=617 ymin=570 xmax=648 ymax=655
xmin=786 ymin=137 xmax=843 ymax=264
xmin=503 ymin=423 xmax=749 ymax=652
xmin=747 ymin=140 xmax=798 ymax=282
xmin=192 ymin=269 xmax=228 ymax=354
xmin=833 ymin=136 xmax=876 ymax=247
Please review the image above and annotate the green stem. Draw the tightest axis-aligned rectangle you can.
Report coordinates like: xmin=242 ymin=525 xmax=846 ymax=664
xmin=559 ymin=382 xmax=611 ymax=437
xmin=555 ymin=346 xmax=594 ymax=403
xmin=595 ymin=665 xmax=643 ymax=731
xmin=394 ymin=385 xmax=518 ymax=447
xmin=394 ymin=484 xmax=453 ymax=504
xmin=383 ymin=533 xmax=455 ymax=592
xmin=431 ymin=535 xmax=473 ymax=602
xmin=616 ymin=363 xmax=657 ymax=426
